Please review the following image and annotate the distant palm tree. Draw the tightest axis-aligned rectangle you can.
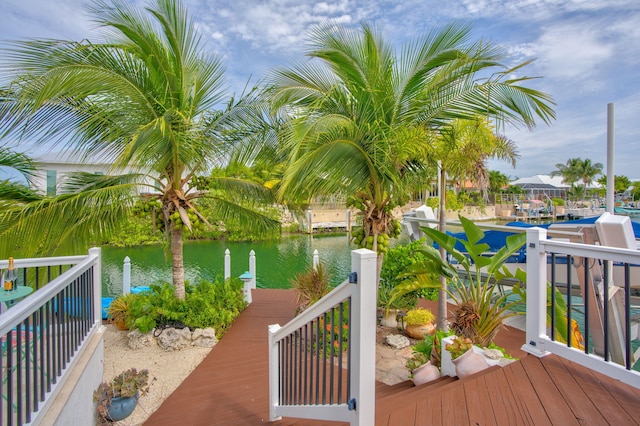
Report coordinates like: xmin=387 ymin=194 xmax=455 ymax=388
xmin=489 ymin=170 xmax=511 ymax=196
xmin=550 ymin=158 xmax=582 ymax=186
xmin=575 ymin=158 xmax=603 ymax=190
xmin=268 ymin=22 xmax=555 ymax=327
xmin=0 ymin=0 xmax=278 ymax=299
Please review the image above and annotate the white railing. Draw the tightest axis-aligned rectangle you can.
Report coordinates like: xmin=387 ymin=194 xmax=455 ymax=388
xmin=0 ymin=248 xmax=102 ymax=425
xmin=522 ymin=227 xmax=640 ymax=389
xmin=268 ymin=249 xmax=377 ymax=425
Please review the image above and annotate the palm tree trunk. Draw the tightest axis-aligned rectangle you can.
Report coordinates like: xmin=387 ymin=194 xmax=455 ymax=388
xmin=437 ymin=167 xmax=449 ymax=331
xmin=171 ymin=225 xmax=186 ymax=300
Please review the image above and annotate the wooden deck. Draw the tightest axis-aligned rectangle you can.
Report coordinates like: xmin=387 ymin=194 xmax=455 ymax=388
xmin=144 ymin=289 xmax=640 ymax=425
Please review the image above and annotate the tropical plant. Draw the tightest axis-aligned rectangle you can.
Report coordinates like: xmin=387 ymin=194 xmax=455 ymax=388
xmin=488 ymin=170 xmax=511 ymax=196
xmin=574 ymin=158 xmax=603 ymax=189
xmin=106 ymin=293 xmax=138 ymax=331
xmin=94 ymin=368 xmax=150 ymax=425
xmin=268 ymin=22 xmax=555 ymax=287
xmin=406 ymin=335 xmax=435 ymax=371
xmin=0 ymin=148 xmax=40 ymax=204
xmin=391 ymin=215 xmax=527 ymax=346
xmin=550 ymin=158 xmax=582 ymax=186
xmin=0 ymin=0 xmax=279 ymax=299
xmin=290 ymin=263 xmax=332 ymax=314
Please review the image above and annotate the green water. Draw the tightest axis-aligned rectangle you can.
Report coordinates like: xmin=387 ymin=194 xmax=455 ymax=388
xmin=101 ymin=233 xmax=354 ymax=297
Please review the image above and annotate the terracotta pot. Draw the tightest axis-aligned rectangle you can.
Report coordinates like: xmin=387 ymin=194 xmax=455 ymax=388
xmin=112 ymin=318 xmax=129 ymax=331
xmin=412 ymin=362 xmax=440 ymax=386
xmin=451 ymin=348 xmax=489 ymax=379
xmin=405 ymin=323 xmax=435 ymax=340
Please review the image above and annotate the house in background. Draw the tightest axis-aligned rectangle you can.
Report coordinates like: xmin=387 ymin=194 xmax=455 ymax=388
xmin=33 ymin=151 xmax=140 ymax=195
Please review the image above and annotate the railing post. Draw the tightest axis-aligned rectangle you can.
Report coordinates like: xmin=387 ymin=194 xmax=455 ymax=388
xmin=89 ymin=247 xmax=102 ymax=329
xmin=522 ymin=228 xmax=549 ymax=357
xmin=224 ymin=249 xmax=231 ymax=280
xmin=313 ymin=250 xmax=319 ymax=270
xmin=249 ymin=250 xmax=256 ymax=289
xmin=268 ymin=324 xmax=282 ymax=422
xmin=349 ymin=248 xmax=377 ymax=426
xmin=123 ymin=256 xmax=131 ymax=294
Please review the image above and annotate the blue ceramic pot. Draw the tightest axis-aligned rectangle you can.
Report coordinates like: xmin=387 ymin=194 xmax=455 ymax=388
xmin=106 ymin=392 xmax=139 ymax=421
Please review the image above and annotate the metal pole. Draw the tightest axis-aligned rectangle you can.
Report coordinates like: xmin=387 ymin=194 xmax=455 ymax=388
xmin=606 ymin=103 xmax=615 ymax=213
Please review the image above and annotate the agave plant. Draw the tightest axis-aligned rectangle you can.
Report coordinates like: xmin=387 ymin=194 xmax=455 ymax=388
xmin=391 ymin=215 xmax=526 ymax=347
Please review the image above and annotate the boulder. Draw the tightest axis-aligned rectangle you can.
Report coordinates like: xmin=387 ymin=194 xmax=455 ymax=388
xmin=157 ymin=327 xmax=192 ymax=351
xmin=385 ymin=334 xmax=410 ymax=349
xmin=127 ymin=329 xmax=155 ymax=350
xmin=192 ymin=328 xmax=218 ymax=348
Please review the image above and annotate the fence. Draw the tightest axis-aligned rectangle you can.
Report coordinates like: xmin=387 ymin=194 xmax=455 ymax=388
xmin=268 ymin=249 xmax=377 ymax=425
xmin=0 ymin=248 xmax=102 ymax=425
xmin=523 ymin=227 xmax=640 ymax=389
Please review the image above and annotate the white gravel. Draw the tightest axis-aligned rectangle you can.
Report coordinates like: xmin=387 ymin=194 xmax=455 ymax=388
xmin=102 ymin=324 xmax=212 ymax=425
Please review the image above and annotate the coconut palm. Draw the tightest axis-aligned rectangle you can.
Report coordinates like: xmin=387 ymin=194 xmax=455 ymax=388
xmin=550 ymin=158 xmax=582 ymax=186
xmin=0 ymin=0 xmax=278 ymax=299
xmin=575 ymin=158 xmax=603 ymax=196
xmin=268 ymin=22 xmax=554 ymax=304
xmin=488 ymin=170 xmax=511 ymax=197
xmin=0 ymin=148 xmax=41 ymax=204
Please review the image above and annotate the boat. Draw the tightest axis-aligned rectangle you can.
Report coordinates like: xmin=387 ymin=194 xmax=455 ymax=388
xmin=402 ymin=210 xmax=640 ymax=291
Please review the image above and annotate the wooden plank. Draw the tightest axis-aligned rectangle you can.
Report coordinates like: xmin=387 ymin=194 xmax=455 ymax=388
xmin=415 ymin=394 xmax=444 ymax=426
xmin=519 ymin=356 xmax=580 ymax=425
xmin=464 ymin=375 xmax=497 ymax=426
xmin=387 ymin=402 xmax=417 ymax=426
xmin=485 ymin=368 xmax=528 ymax=426
xmin=441 ymin=385 xmax=469 ymax=426
xmin=502 ymin=359 xmax=552 ymax=425
xmin=538 ymin=355 xmax=608 ymax=424
xmin=557 ymin=357 xmax=639 ymax=425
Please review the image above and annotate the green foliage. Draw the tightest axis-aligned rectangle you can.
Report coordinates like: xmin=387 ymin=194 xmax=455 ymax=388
xmin=406 ymin=333 xmax=435 ymax=371
xmin=405 ymin=308 xmax=435 ymax=325
xmin=122 ymin=278 xmax=247 ymax=337
xmin=551 ymin=198 xmax=565 ymax=206
xmin=379 ymin=239 xmax=433 ymax=310
xmin=445 ymin=190 xmax=464 ymax=211
xmin=392 ymin=215 xmax=526 ymax=346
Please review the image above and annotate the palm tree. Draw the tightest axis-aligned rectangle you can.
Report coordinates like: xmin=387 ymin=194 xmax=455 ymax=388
xmin=489 ymin=170 xmax=511 ymax=197
xmin=267 ymin=22 xmax=555 ymax=324
xmin=575 ymin=158 xmax=603 ymax=195
xmin=550 ymin=158 xmax=581 ymax=186
xmin=0 ymin=148 xmax=41 ymax=204
xmin=0 ymin=0 xmax=278 ymax=299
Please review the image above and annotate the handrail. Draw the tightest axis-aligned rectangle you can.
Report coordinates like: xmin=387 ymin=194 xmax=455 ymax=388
xmin=268 ymin=249 xmax=377 ymax=425
xmin=0 ymin=248 xmax=102 ymax=425
xmin=523 ymin=227 xmax=640 ymax=389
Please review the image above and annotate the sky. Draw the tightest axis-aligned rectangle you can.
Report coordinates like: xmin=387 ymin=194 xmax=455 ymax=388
xmin=2 ymin=0 xmax=639 ymax=181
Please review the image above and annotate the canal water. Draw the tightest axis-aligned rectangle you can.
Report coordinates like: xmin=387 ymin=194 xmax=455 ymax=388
xmin=101 ymin=233 xmax=355 ymax=297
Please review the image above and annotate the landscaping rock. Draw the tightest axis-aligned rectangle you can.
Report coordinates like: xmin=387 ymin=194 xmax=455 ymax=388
xmin=192 ymin=328 xmax=218 ymax=348
xmin=127 ymin=329 xmax=155 ymax=350
xmin=385 ymin=334 xmax=410 ymax=349
xmin=157 ymin=327 xmax=192 ymax=351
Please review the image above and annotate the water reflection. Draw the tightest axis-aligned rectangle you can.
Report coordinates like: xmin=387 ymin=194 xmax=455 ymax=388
xmin=101 ymin=233 xmax=354 ymax=296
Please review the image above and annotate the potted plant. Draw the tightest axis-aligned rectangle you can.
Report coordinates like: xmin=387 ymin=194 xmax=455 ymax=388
xmin=406 ymin=335 xmax=440 ymax=386
xmin=445 ymin=336 xmax=488 ymax=378
xmin=94 ymin=368 xmax=150 ymax=424
xmin=391 ymin=214 xmax=526 ymax=347
xmin=404 ymin=307 xmax=435 ymax=339
xmin=106 ymin=293 xmax=137 ymax=331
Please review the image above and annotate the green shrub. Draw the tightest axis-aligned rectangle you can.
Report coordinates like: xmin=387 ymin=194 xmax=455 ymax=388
xmin=379 ymin=239 xmax=437 ymax=309
xmin=123 ymin=277 xmax=247 ymax=337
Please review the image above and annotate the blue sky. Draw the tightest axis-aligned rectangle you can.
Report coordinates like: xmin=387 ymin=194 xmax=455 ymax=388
xmin=2 ymin=0 xmax=639 ymax=181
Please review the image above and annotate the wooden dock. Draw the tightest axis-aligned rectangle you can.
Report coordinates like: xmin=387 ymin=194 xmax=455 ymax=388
xmin=144 ymin=289 xmax=640 ymax=425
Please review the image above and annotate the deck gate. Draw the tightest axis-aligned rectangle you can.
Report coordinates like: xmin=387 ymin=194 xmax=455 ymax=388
xmin=268 ymin=249 xmax=377 ymax=425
